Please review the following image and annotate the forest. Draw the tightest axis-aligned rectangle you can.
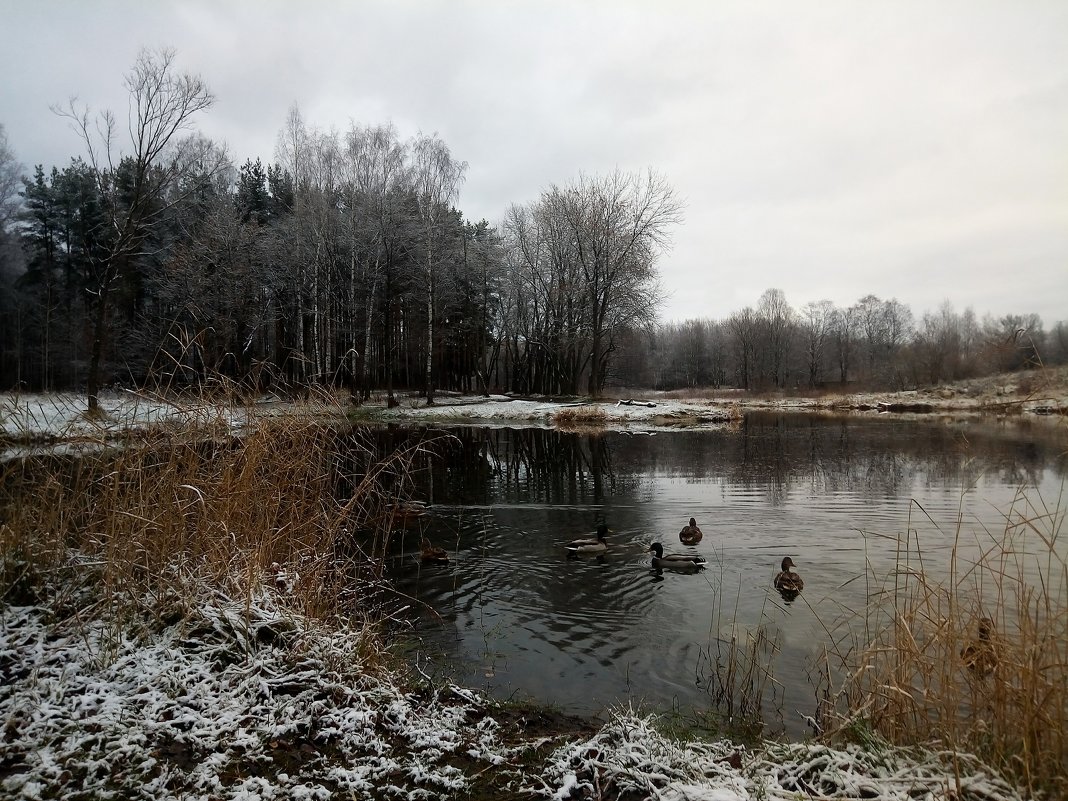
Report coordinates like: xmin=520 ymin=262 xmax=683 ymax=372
xmin=0 ymin=49 xmax=1064 ymax=405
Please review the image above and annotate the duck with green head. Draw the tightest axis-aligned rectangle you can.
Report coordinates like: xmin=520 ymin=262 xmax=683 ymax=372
xmin=565 ymin=523 xmax=609 ymax=555
xmin=649 ymin=542 xmax=706 ymax=570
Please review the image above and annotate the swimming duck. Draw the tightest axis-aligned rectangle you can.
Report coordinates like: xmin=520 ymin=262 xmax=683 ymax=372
xmin=386 ymin=500 xmax=429 ymax=526
xmin=565 ymin=524 xmax=609 ymax=555
xmin=961 ymin=617 xmax=998 ymax=677
xmin=649 ymin=542 xmax=706 ymax=569
xmin=679 ymin=517 xmax=703 ymax=545
xmin=420 ymin=537 xmax=449 ymax=563
xmin=773 ymin=557 xmax=804 ymax=593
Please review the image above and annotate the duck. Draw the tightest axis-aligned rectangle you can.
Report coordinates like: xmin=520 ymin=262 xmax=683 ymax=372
xmin=565 ymin=523 xmax=609 ymax=555
xmin=649 ymin=542 xmax=706 ymax=569
xmin=961 ymin=617 xmax=998 ymax=677
xmin=773 ymin=557 xmax=804 ymax=593
xmin=679 ymin=517 xmax=703 ymax=545
xmin=386 ymin=500 xmax=428 ymax=526
xmin=420 ymin=537 xmax=449 ymax=563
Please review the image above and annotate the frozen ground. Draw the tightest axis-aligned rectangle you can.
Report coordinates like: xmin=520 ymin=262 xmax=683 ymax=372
xmin=1 ymin=587 xmax=1026 ymax=801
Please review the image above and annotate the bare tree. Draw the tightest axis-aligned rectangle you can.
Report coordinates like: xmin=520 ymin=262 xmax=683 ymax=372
xmin=554 ymin=169 xmax=681 ymax=396
xmin=728 ymin=306 xmax=759 ymax=389
xmin=882 ymin=298 xmax=913 ymax=386
xmin=800 ymin=299 xmax=835 ymax=386
xmin=0 ymin=124 xmax=24 ymax=231
xmin=55 ymin=47 xmax=221 ymax=410
xmin=830 ymin=304 xmax=857 ymax=383
xmin=343 ymin=122 xmax=409 ymax=404
xmin=412 ymin=133 xmax=466 ymax=405
xmin=756 ymin=287 xmax=794 ymax=387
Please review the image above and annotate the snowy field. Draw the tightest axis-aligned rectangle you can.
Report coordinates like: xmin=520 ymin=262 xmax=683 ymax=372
xmin=1 ymin=589 xmax=1026 ymax=801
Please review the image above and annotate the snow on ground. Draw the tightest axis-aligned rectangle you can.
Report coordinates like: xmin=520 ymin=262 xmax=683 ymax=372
xmin=372 ymin=393 xmax=737 ymax=429
xmin=0 ymin=391 xmax=735 ymax=446
xmin=1 ymin=587 xmax=1026 ymax=801
xmin=0 ymin=391 xmax=349 ymax=448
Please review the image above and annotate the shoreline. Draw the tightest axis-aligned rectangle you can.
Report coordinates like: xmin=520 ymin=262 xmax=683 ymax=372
xmin=1 ymin=591 xmax=1031 ymax=801
xmin=3 ymin=365 xmax=1066 ymax=446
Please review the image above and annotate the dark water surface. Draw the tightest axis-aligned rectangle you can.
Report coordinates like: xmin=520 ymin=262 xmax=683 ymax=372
xmin=379 ymin=413 xmax=1067 ymax=736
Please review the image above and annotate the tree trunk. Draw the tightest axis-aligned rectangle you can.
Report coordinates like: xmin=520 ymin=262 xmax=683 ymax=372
xmin=424 ymin=254 xmax=436 ymax=405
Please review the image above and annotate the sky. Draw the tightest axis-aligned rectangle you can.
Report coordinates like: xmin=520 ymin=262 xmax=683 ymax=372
xmin=2 ymin=0 xmax=1066 ymax=326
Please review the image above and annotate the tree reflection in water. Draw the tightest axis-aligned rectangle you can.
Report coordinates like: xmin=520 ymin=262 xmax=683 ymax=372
xmin=354 ymin=413 xmax=1065 ymax=737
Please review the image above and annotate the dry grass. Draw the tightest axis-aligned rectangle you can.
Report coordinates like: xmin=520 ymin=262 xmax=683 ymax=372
xmin=552 ymin=405 xmax=608 ymax=429
xmin=827 ymin=488 xmax=1067 ymax=798
xmin=694 ymin=623 xmax=780 ymax=740
xmin=0 ymin=403 xmax=427 ymax=664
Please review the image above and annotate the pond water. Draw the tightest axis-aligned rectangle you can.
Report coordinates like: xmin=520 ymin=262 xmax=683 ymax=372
xmin=380 ymin=413 xmax=1067 ymax=737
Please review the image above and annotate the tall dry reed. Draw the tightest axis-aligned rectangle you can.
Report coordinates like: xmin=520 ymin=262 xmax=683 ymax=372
xmin=829 ymin=488 xmax=1067 ymax=797
xmin=1 ymin=399 xmax=427 ymax=663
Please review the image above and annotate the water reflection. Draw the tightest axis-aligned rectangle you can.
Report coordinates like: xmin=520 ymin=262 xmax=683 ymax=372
xmin=375 ymin=414 xmax=1066 ymax=737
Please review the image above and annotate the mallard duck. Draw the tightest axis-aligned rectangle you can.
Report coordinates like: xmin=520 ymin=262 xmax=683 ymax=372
xmin=420 ymin=537 xmax=449 ymax=563
xmin=773 ymin=557 xmax=804 ymax=593
xmin=565 ymin=524 xmax=609 ymax=555
xmin=679 ymin=517 xmax=703 ymax=545
xmin=961 ymin=617 xmax=998 ymax=677
xmin=649 ymin=542 xmax=706 ymax=569
xmin=387 ymin=500 xmax=428 ymax=526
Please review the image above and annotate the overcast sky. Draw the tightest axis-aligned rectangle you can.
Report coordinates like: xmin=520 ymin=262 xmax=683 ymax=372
xmin=2 ymin=0 xmax=1066 ymax=325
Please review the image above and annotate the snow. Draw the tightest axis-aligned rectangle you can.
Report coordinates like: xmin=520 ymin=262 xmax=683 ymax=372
xmin=373 ymin=394 xmax=737 ymax=430
xmin=1 ymin=589 xmax=1028 ymax=800
xmin=0 ymin=391 xmax=351 ymax=440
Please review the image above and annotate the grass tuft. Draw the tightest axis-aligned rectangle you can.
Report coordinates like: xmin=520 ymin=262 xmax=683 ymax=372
xmin=552 ymin=406 xmax=608 ymax=429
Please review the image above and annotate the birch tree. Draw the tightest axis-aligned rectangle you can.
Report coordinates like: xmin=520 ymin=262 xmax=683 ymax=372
xmin=344 ymin=122 xmax=409 ymax=403
xmin=412 ymin=133 xmax=466 ymax=405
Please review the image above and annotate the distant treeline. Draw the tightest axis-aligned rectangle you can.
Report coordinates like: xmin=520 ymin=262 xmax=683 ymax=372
xmin=0 ymin=50 xmax=1062 ymax=401
xmin=614 ymin=290 xmax=1067 ymax=392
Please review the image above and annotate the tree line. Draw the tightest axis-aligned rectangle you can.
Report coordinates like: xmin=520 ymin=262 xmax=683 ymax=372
xmin=0 ymin=49 xmax=1062 ymax=405
xmin=613 ymin=289 xmax=1066 ymax=392
xmin=0 ymin=49 xmax=680 ymax=406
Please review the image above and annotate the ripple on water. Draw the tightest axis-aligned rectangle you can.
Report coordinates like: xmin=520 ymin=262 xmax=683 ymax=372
xmin=384 ymin=418 xmax=1066 ymax=735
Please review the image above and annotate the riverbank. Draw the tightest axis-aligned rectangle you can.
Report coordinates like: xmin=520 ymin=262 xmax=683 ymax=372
xmin=360 ymin=365 xmax=1068 ymax=428
xmin=4 ymin=366 xmax=1064 ymax=448
xmin=1 ymin=582 xmax=1029 ymax=801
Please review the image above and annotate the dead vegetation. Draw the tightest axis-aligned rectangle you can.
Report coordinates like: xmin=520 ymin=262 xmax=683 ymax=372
xmin=825 ymin=488 xmax=1067 ymax=798
xmin=551 ymin=405 xmax=608 ymax=429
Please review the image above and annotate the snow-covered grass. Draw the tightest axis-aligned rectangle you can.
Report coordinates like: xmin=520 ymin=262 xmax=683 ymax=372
xmin=0 ymin=389 xmax=351 ymax=458
xmin=364 ymin=393 xmax=740 ymax=431
xmin=2 ymin=586 xmax=1029 ymax=801
xmin=1 ymin=588 xmax=528 ymax=800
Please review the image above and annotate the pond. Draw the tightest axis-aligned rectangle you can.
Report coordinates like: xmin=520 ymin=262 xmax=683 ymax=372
xmin=381 ymin=412 xmax=1068 ymax=737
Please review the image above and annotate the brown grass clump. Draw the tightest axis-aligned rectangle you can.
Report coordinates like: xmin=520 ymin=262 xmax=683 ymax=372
xmin=828 ymin=489 xmax=1067 ymax=798
xmin=553 ymin=406 xmax=608 ymax=429
xmin=0 ymin=408 xmax=426 ymax=662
